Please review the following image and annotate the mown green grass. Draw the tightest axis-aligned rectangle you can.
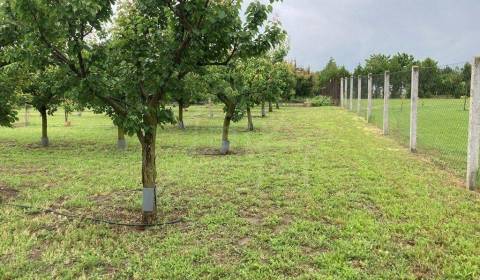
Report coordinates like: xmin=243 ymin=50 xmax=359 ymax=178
xmin=1 ymin=105 xmax=480 ymax=279
xmin=350 ymin=98 xmax=469 ymax=176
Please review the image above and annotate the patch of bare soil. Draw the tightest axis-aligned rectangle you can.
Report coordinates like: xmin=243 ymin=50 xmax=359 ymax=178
xmin=211 ymin=246 xmax=242 ymax=265
xmin=5 ymin=166 xmax=48 ymax=176
xmin=24 ymin=142 xmax=73 ymax=150
xmin=238 ymin=237 xmax=251 ymax=246
xmin=29 ymin=247 xmax=43 ymax=261
xmin=273 ymin=215 xmax=293 ymax=234
xmin=349 ymin=259 xmax=366 ymax=270
xmin=239 ymin=209 xmax=263 ymax=226
xmin=412 ymin=263 xmax=434 ymax=280
xmin=24 ymin=140 xmax=117 ymax=152
xmin=72 ymin=192 xmax=139 ymax=223
xmin=191 ymin=147 xmax=249 ymax=156
xmin=37 ymin=191 xmax=187 ymax=232
xmin=0 ymin=184 xmax=19 ymax=201
xmin=0 ymin=140 xmax=19 ymax=148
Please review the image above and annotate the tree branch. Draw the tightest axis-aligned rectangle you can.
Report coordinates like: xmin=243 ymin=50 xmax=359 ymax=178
xmin=198 ymin=43 xmax=239 ymax=67
xmin=95 ymin=94 xmax=128 ymax=117
xmin=29 ymin=9 xmax=81 ymax=76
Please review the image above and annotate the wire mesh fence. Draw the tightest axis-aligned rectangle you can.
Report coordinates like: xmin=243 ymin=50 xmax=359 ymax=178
xmin=388 ymin=69 xmax=412 ymax=146
xmin=358 ymin=76 xmax=368 ymax=119
xmin=370 ymin=73 xmax=385 ymax=129
xmin=416 ymin=62 xmax=470 ymax=175
xmin=339 ymin=61 xmax=473 ymax=178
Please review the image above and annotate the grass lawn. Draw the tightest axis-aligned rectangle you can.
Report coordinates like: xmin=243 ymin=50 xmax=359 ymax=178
xmin=351 ymin=98 xmax=469 ymax=176
xmin=1 ymin=105 xmax=480 ymax=279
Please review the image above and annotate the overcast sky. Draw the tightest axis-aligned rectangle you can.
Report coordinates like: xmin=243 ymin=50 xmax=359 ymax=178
xmin=269 ymin=0 xmax=480 ymax=71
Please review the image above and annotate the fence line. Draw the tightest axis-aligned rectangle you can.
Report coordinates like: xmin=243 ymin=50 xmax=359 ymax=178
xmin=337 ymin=57 xmax=480 ymax=190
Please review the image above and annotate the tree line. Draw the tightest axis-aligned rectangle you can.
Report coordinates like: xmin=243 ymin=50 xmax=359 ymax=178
xmin=290 ymin=54 xmax=472 ymax=100
xmin=353 ymin=53 xmax=471 ymax=99
xmin=0 ymin=0 xmax=298 ymax=224
xmin=289 ymin=58 xmax=349 ymax=99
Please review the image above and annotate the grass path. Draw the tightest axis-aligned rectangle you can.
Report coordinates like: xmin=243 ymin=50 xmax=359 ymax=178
xmin=1 ymin=106 xmax=480 ymax=279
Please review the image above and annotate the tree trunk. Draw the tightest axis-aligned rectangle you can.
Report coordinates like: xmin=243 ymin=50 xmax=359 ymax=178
xmin=247 ymin=106 xmax=254 ymax=131
xmin=221 ymin=106 xmax=234 ymax=155
xmin=117 ymin=126 xmax=126 ymax=150
xmin=138 ymin=127 xmax=158 ymax=225
xmin=261 ymin=102 xmax=266 ymax=117
xmin=178 ymin=101 xmax=185 ymax=129
xmin=40 ymin=107 xmax=48 ymax=147
xmin=208 ymin=98 xmax=213 ymax=118
xmin=64 ymin=111 xmax=70 ymax=126
xmin=276 ymin=102 xmax=280 ymax=109
xmin=24 ymin=104 xmax=29 ymax=126
xmin=268 ymin=101 xmax=273 ymax=112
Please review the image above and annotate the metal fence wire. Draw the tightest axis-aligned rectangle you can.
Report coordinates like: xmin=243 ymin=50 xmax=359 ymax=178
xmin=417 ymin=62 xmax=470 ymax=175
xmin=340 ymin=61 xmax=472 ymax=177
xmin=388 ymin=69 xmax=412 ymax=146
xmin=370 ymin=73 xmax=385 ymax=129
xmin=358 ymin=76 xmax=368 ymax=119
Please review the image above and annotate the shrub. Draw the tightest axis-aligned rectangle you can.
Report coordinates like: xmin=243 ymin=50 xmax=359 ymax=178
xmin=310 ymin=96 xmax=333 ymax=107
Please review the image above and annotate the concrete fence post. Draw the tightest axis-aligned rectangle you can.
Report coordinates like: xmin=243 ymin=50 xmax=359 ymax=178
xmin=357 ymin=76 xmax=362 ymax=113
xmin=410 ymin=66 xmax=419 ymax=153
xmin=344 ymin=77 xmax=348 ymax=108
xmin=383 ymin=71 xmax=390 ymax=135
xmin=340 ymin=78 xmax=344 ymax=107
xmin=349 ymin=76 xmax=354 ymax=110
xmin=466 ymin=56 xmax=480 ymax=190
xmin=367 ymin=73 xmax=373 ymax=122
